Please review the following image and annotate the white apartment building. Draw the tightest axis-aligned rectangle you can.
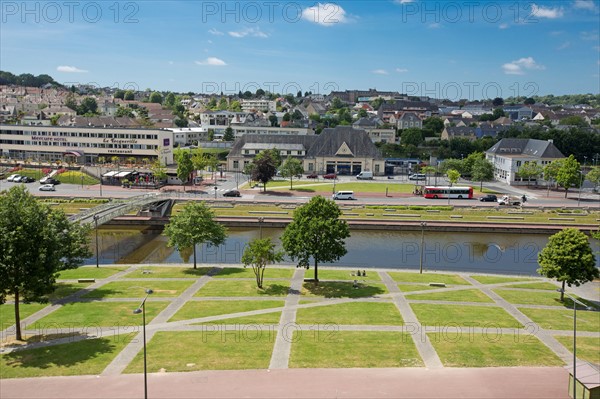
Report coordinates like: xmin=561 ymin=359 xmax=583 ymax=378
xmin=240 ymin=99 xmax=276 ymax=112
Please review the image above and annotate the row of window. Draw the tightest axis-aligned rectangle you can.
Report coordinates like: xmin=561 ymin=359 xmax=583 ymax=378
xmin=243 ymin=149 xmax=305 ymax=156
xmin=1 ymin=130 xmax=158 ymax=140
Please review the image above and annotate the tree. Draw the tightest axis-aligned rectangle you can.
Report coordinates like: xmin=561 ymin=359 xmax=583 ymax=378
xmin=492 ymin=97 xmax=504 ymax=106
xmin=174 ymin=149 xmax=194 ymax=190
xmin=64 ymin=93 xmax=78 ymax=111
xmin=114 ymin=90 xmax=125 ymax=100
xmin=357 ymin=108 xmax=368 ymax=118
xmin=0 ymin=186 xmax=91 ymax=340
xmin=150 ymin=159 xmax=167 ymax=183
xmin=149 ymin=92 xmax=163 ymax=104
xmin=223 ymin=127 xmax=235 ymax=142
xmin=115 ymin=105 xmax=134 ymax=118
xmin=586 ymin=166 xmax=600 ymax=190
xmin=164 ymin=93 xmax=176 ymax=108
xmin=492 ymin=108 xmax=505 ymax=119
xmin=421 ymin=166 xmax=436 ymax=185
xmin=163 ymin=202 xmax=227 ymax=269
xmin=518 ymin=161 xmax=543 ymax=186
xmin=423 ymin=116 xmax=444 ymax=134
xmin=446 ymin=169 xmax=460 ymax=186
xmin=280 ymin=156 xmax=304 ymax=189
xmin=538 ymin=228 xmax=598 ymax=302
xmin=255 ymin=88 xmax=265 ymax=97
xmin=218 ymin=97 xmax=228 ymax=110
xmin=401 ymin=128 xmax=424 ymax=147
xmin=524 ymin=97 xmax=535 ymax=105
xmin=471 ymin=158 xmax=494 ymax=191
xmin=242 ymin=238 xmax=284 ymax=289
xmin=553 ymin=155 xmax=582 ymax=198
xmin=268 ymin=115 xmax=279 ymax=127
xmin=229 ymin=100 xmax=241 ymax=112
xmin=252 ymin=150 xmax=278 ymax=192
xmin=77 ymin=97 xmax=98 ymax=115
xmin=282 ymin=112 xmax=291 ymax=122
xmin=124 ymin=90 xmax=135 ymax=101
xmin=440 ymin=158 xmax=465 ymax=175
xmin=282 ymin=196 xmax=350 ymax=283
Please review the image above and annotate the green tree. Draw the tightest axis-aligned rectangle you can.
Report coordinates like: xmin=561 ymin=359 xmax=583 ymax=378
xmin=150 ymin=159 xmax=167 ymax=183
xmin=492 ymin=97 xmax=504 ymax=106
xmin=164 ymin=93 xmax=176 ymax=108
xmin=440 ymin=158 xmax=465 ymax=175
xmin=553 ymin=156 xmax=582 ymax=198
xmin=401 ymin=128 xmax=424 ymax=147
xmin=163 ymin=202 xmax=227 ymax=269
xmin=114 ymin=90 xmax=125 ymax=100
xmin=446 ymin=169 xmax=460 ymax=186
xmin=585 ymin=166 xmax=600 ymax=190
xmin=538 ymin=228 xmax=598 ymax=302
xmin=218 ymin=97 xmax=228 ymax=110
xmin=77 ymin=97 xmax=98 ymax=115
xmin=282 ymin=196 xmax=350 ymax=283
xmin=471 ymin=158 xmax=494 ymax=191
xmin=229 ymin=100 xmax=242 ymax=112
xmin=64 ymin=93 xmax=78 ymax=111
xmin=423 ymin=116 xmax=444 ymax=134
xmin=124 ymin=90 xmax=135 ymax=101
xmin=463 ymin=152 xmax=484 ymax=176
xmin=280 ymin=156 xmax=304 ymax=189
xmin=174 ymin=149 xmax=194 ymax=190
xmin=191 ymin=147 xmax=207 ymax=174
xmin=149 ymin=92 xmax=163 ymax=104
xmin=421 ymin=166 xmax=436 ymax=185
xmin=0 ymin=186 xmax=91 ymax=340
xmin=357 ymin=108 xmax=368 ymax=118
xmin=268 ymin=115 xmax=279 ymax=127
xmin=330 ymin=97 xmax=344 ymax=110
xmin=115 ymin=106 xmax=134 ymax=118
xmin=518 ymin=161 xmax=543 ymax=186
xmin=223 ymin=127 xmax=235 ymax=142
xmin=255 ymin=89 xmax=265 ymax=97
xmin=252 ymin=150 xmax=278 ymax=192
xmin=492 ymin=108 xmax=505 ymax=119
xmin=282 ymin=113 xmax=291 ymax=122
xmin=242 ymin=238 xmax=284 ymax=289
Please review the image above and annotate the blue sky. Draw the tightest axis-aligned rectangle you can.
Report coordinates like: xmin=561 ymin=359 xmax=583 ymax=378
xmin=1 ymin=0 xmax=599 ymax=99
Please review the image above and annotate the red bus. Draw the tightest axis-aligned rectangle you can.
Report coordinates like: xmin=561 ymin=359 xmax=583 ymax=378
xmin=423 ymin=186 xmax=473 ymax=199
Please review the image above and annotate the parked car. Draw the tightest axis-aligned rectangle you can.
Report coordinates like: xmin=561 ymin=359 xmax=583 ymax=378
xmin=497 ymin=195 xmax=521 ymax=206
xmin=408 ymin=173 xmax=426 ymax=181
xmin=332 ymin=190 xmax=355 ymax=200
xmin=223 ymin=189 xmax=241 ymax=197
xmin=7 ymin=174 xmax=21 ymax=182
xmin=39 ymin=184 xmax=56 ymax=191
xmin=40 ymin=177 xmax=60 ymax=185
xmin=323 ymin=173 xmax=337 ymax=179
xmin=20 ymin=176 xmax=35 ymax=183
xmin=479 ymin=194 xmax=498 ymax=202
xmin=306 ymin=173 xmax=318 ymax=179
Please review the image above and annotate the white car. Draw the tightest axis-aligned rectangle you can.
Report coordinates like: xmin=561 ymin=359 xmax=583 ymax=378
xmin=7 ymin=174 xmax=21 ymax=182
xmin=39 ymin=184 xmax=56 ymax=191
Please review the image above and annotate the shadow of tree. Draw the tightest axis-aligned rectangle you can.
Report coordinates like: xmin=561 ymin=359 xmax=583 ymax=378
xmin=257 ymin=191 xmax=293 ymax=197
xmin=259 ymin=284 xmax=290 ymax=296
xmin=182 ymin=267 xmax=213 ymax=277
xmin=213 ymin=268 xmax=246 ymax=277
xmin=291 ymin=188 xmax=316 ymax=193
xmin=302 ymin=282 xmax=386 ymax=298
xmin=553 ymin=297 xmax=599 ymax=310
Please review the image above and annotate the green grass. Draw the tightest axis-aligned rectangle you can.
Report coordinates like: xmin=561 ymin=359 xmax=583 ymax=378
xmin=411 ymin=303 xmax=521 ymax=328
xmin=398 ymin=284 xmax=444 ymax=292
xmin=0 ymin=303 xmax=48 ymax=329
xmin=169 ymin=300 xmax=284 ymax=322
xmin=45 ymin=283 xmax=91 ymax=301
xmin=296 ymin=302 xmax=403 ymax=325
xmin=0 ymin=334 xmax=134 ymax=378
xmin=469 ymin=275 xmax=534 ymax=284
xmin=493 ymin=289 xmax=593 ymax=309
xmin=55 ymin=171 xmax=99 ymax=185
xmin=124 ymin=331 xmax=275 ymax=372
xmin=214 ymin=267 xmax=294 ymax=279
xmin=428 ymin=332 xmax=564 ymax=367
xmin=195 ymin=280 xmax=290 ymax=297
xmin=554 ymin=336 xmax=600 ymax=365
xmin=123 ymin=266 xmax=212 ymax=279
xmin=81 ymin=281 xmax=194 ymax=298
xmin=301 ymin=281 xmax=388 ymax=298
xmin=289 ymin=331 xmax=423 ymax=368
xmin=57 ymin=266 xmax=128 ymax=280
xmin=518 ymin=308 xmax=600 ymax=332
xmin=32 ymin=301 xmax=169 ymax=327
xmin=196 ymin=312 xmax=281 ymax=325
xmin=503 ymin=282 xmax=559 ymax=291
xmin=387 ymin=272 xmax=470 ymax=285
xmin=405 ymin=289 xmax=494 ymax=303
xmin=305 ymin=268 xmax=381 ymax=281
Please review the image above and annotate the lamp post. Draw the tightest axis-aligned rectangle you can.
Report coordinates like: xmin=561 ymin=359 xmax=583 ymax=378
xmin=133 ymin=289 xmax=153 ymax=399
xmin=577 ymin=157 xmax=587 ymax=207
xmin=556 ymin=288 xmax=592 ymax=399
xmin=93 ymin=215 xmax=99 ymax=268
xmin=419 ymin=221 xmax=427 ymax=274
xmin=214 ymin=186 xmax=217 ymax=199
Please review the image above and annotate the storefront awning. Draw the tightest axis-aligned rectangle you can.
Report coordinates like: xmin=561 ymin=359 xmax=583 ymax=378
xmin=63 ymin=150 xmax=84 ymax=157
xmin=116 ymin=171 xmax=132 ymax=178
xmin=102 ymin=171 xmax=118 ymax=177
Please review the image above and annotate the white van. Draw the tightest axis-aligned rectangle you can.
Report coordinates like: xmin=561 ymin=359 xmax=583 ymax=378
xmin=356 ymin=171 xmax=373 ymax=180
xmin=332 ymin=191 xmax=355 ymax=200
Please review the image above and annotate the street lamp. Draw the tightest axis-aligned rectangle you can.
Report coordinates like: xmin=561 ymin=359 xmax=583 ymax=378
xmin=133 ymin=289 xmax=153 ymax=399
xmin=93 ymin=215 xmax=99 ymax=268
xmin=577 ymin=157 xmax=587 ymax=207
xmin=419 ymin=221 xmax=427 ymax=274
xmin=214 ymin=186 xmax=217 ymax=199
xmin=258 ymin=217 xmax=264 ymax=238
xmin=556 ymin=288 xmax=593 ymax=399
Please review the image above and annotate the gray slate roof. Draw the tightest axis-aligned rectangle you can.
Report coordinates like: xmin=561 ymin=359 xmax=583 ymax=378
xmin=307 ymin=126 xmax=382 ymax=159
xmin=486 ymin=138 xmax=564 ymax=158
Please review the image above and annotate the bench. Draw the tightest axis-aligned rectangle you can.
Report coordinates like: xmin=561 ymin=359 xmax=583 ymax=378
xmin=429 ymin=282 xmax=446 ymax=287
xmin=248 ymin=211 xmax=288 ymax=214
xmin=343 ymin=213 xmax=359 ymax=216
xmin=450 ymin=215 xmax=463 ymax=218
xmin=548 ymin=217 xmax=575 ymax=221
xmin=487 ymin=216 xmax=524 ymax=220
xmin=78 ymin=278 xmax=95 ymax=283
xmin=557 ymin=213 xmax=587 ymax=217
xmin=426 ymin=210 xmax=441 ymax=213
xmin=382 ymin=214 xmax=421 ymax=218
xmin=508 ymin=211 xmax=533 ymax=215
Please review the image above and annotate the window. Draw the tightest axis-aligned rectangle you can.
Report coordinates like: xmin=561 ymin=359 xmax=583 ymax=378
xmin=516 ymin=161 xmax=521 ymax=167
xmin=233 ymin=160 xmax=239 ymax=169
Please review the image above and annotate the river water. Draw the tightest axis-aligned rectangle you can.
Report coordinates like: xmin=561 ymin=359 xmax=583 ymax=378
xmin=84 ymin=226 xmax=600 ymax=276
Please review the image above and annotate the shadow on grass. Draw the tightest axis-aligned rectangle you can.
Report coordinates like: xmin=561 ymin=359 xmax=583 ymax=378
xmin=291 ymin=188 xmax=316 ymax=193
xmin=214 ymin=268 xmax=246 ymax=277
xmin=3 ymin=337 xmax=116 ymax=370
xmin=257 ymin=191 xmax=293 ymax=197
xmin=259 ymin=284 xmax=290 ymax=296
xmin=554 ymin=297 xmax=599 ymax=310
xmin=183 ymin=267 xmax=213 ymax=277
xmin=303 ymin=281 xmax=386 ymax=298
xmin=2 ymin=332 xmax=83 ymax=349
xmin=44 ymin=283 xmax=88 ymax=302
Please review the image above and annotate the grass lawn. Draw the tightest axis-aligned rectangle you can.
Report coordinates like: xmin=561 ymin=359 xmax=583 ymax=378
xmin=387 ymin=272 xmax=470 ymax=285
xmin=493 ymin=289 xmax=593 ymax=309
xmin=0 ymin=334 xmax=134 ymax=378
xmin=32 ymin=301 xmax=170 ymax=327
xmin=123 ymin=266 xmax=212 ymax=279
xmin=554 ymin=336 xmax=600 ymax=365
xmin=124 ymin=331 xmax=275 ymax=372
xmin=289 ymin=331 xmax=423 ymax=368
xmin=518 ymin=308 xmax=600 ymax=332
xmin=169 ymin=300 xmax=284 ymax=322
xmin=503 ymin=282 xmax=558 ymax=291
xmin=301 ymin=281 xmax=388 ymax=298
xmin=196 ymin=313 xmax=282 ymax=325
xmin=45 ymin=282 xmax=91 ymax=301
xmin=0 ymin=303 xmax=48 ymax=329
xmin=57 ymin=266 xmax=128 ymax=280
xmin=428 ymin=332 xmax=564 ymax=367
xmin=305 ymin=268 xmax=381 ymax=281
xmin=81 ymin=281 xmax=194 ymax=298
xmin=195 ymin=280 xmax=290 ymax=297
xmin=405 ymin=289 xmax=494 ymax=303
xmin=398 ymin=284 xmax=445 ymax=293
xmin=411 ymin=303 xmax=521 ymax=328
xmin=469 ymin=275 xmax=534 ymax=285
xmin=55 ymin=171 xmax=99 ymax=185
xmin=295 ymin=302 xmax=403 ymax=325
xmin=214 ymin=267 xmax=294 ymax=279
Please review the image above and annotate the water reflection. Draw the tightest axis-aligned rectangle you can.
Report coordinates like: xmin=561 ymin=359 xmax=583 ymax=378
xmin=85 ymin=227 xmax=600 ymax=276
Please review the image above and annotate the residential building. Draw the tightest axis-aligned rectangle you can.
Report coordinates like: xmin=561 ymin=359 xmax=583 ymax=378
xmin=395 ymin=112 xmax=423 ymax=130
xmin=241 ymin=99 xmax=276 ymax=112
xmin=441 ymin=126 xmax=477 ymax=140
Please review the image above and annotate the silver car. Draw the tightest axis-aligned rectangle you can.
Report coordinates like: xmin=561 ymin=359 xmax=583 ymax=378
xmin=39 ymin=184 xmax=56 ymax=191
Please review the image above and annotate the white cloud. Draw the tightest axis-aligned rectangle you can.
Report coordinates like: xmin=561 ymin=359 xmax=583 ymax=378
xmin=531 ymin=4 xmax=564 ymax=19
xmin=557 ymin=41 xmax=571 ymax=50
xmin=372 ymin=69 xmax=388 ymax=75
xmin=502 ymin=57 xmax=546 ymax=75
xmin=208 ymin=28 xmax=224 ymax=35
xmin=428 ymin=22 xmax=441 ymax=29
xmin=394 ymin=0 xmax=415 ymax=3
xmin=395 ymin=68 xmax=409 ymax=73
xmin=302 ymin=3 xmax=348 ymax=26
xmin=228 ymin=27 xmax=268 ymax=38
xmin=581 ymin=31 xmax=599 ymax=41
xmin=574 ymin=0 xmax=597 ymax=11
xmin=56 ymin=66 xmax=87 ymax=73
xmin=195 ymin=57 xmax=227 ymax=66
xmin=499 ymin=23 xmax=509 ymax=29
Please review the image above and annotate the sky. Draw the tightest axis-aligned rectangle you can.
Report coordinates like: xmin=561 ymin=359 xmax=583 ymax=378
xmin=1 ymin=0 xmax=599 ymax=100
